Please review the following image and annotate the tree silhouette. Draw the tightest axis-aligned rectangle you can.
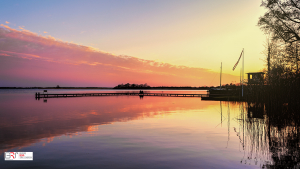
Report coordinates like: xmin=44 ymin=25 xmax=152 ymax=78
xmin=258 ymin=0 xmax=300 ymax=43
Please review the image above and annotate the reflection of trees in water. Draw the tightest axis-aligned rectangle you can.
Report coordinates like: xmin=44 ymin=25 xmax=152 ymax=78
xmin=233 ymin=102 xmax=272 ymax=167
xmin=266 ymin=101 xmax=300 ymax=169
xmin=268 ymin=126 xmax=300 ymax=168
xmin=236 ymin=102 xmax=300 ymax=168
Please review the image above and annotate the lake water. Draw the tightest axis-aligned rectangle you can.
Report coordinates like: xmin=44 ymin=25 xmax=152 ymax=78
xmin=0 ymin=89 xmax=283 ymax=168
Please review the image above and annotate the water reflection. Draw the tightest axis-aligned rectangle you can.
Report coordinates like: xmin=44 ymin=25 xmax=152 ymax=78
xmin=235 ymin=101 xmax=300 ymax=168
xmin=0 ymin=94 xmax=211 ymax=154
xmin=2 ymin=90 xmax=300 ymax=168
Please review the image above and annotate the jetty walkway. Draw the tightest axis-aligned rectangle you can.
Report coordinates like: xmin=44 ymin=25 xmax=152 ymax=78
xmin=35 ymin=92 xmax=208 ymax=99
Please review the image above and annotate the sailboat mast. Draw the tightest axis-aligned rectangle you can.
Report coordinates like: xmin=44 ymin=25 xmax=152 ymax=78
xmin=240 ymin=68 xmax=241 ymax=85
xmin=242 ymin=48 xmax=244 ymax=97
xmin=220 ymin=62 xmax=222 ymax=90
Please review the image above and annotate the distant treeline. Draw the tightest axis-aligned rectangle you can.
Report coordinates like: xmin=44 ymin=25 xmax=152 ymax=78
xmin=1 ymin=85 xmax=213 ymax=90
xmin=0 ymin=87 xmax=112 ymax=89
xmin=113 ymin=83 xmax=210 ymax=90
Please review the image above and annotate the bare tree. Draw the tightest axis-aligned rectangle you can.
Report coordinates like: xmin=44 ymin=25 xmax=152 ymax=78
xmin=284 ymin=41 xmax=300 ymax=72
xmin=262 ymin=38 xmax=279 ymax=83
xmin=258 ymin=0 xmax=300 ymax=43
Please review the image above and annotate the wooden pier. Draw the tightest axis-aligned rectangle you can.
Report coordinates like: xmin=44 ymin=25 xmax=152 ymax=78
xmin=35 ymin=92 xmax=208 ymax=99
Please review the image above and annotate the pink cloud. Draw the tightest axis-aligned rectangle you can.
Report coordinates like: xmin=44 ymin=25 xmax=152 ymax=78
xmin=0 ymin=50 xmax=40 ymax=58
xmin=0 ymin=25 xmax=238 ymax=87
xmin=0 ymin=53 xmax=10 ymax=56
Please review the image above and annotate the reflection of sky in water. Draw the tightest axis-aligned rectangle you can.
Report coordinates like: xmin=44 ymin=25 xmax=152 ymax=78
xmin=0 ymin=90 xmax=267 ymax=169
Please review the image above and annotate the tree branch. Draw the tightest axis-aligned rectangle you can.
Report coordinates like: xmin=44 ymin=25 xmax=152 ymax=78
xmin=277 ymin=1 xmax=300 ymax=23
xmin=273 ymin=12 xmax=300 ymax=41
xmin=290 ymin=0 xmax=300 ymax=11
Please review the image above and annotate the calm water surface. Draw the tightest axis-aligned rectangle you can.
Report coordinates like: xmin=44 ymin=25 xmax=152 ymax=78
xmin=0 ymin=89 xmax=274 ymax=168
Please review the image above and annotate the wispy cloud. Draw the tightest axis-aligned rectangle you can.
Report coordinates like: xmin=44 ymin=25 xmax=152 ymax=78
xmin=5 ymin=21 xmax=9 ymax=24
xmin=0 ymin=53 xmax=10 ymax=56
xmin=0 ymin=50 xmax=40 ymax=58
xmin=0 ymin=24 xmax=238 ymax=87
xmin=43 ymin=31 xmax=47 ymax=33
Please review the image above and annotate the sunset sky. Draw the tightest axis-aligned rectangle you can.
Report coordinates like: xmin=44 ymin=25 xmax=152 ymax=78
xmin=0 ymin=0 xmax=267 ymax=87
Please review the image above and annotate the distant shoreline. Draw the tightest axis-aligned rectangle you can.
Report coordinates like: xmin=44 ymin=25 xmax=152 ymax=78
xmin=0 ymin=87 xmax=209 ymax=90
xmin=0 ymin=87 xmax=112 ymax=89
